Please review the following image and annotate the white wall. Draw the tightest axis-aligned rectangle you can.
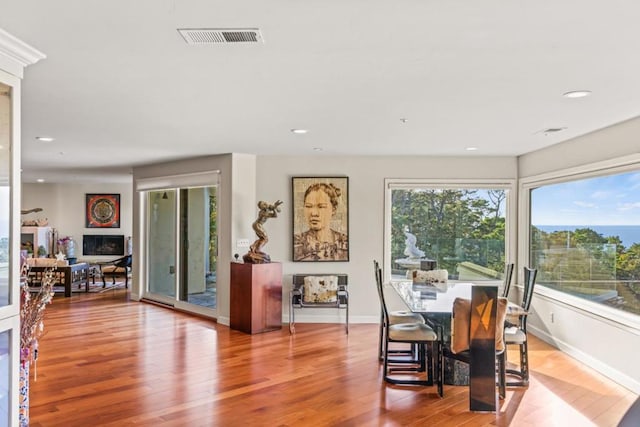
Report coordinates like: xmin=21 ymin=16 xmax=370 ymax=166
xmin=21 ymin=182 xmax=133 ymax=260
xmin=519 ymin=115 xmax=640 ymax=177
xmin=255 ymin=155 xmax=518 ymax=323
xmin=519 ymin=117 xmax=640 ymax=393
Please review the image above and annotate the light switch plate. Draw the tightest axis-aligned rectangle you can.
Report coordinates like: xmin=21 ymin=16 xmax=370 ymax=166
xmin=237 ymin=238 xmax=251 ymax=248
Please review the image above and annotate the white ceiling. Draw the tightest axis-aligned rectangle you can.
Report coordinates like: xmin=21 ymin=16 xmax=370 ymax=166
xmin=2 ymin=1 xmax=640 ymax=183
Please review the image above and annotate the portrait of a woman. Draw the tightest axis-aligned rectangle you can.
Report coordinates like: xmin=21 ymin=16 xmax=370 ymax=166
xmin=292 ymin=178 xmax=349 ymax=261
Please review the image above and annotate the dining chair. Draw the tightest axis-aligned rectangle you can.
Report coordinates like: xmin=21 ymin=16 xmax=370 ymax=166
xmin=439 ymin=295 xmax=508 ymax=399
xmin=373 ymin=260 xmax=426 ymax=362
xmin=375 ymin=263 xmax=440 ymax=387
xmin=502 ymin=263 xmax=515 ymax=298
xmin=503 ymin=267 xmax=537 ymax=386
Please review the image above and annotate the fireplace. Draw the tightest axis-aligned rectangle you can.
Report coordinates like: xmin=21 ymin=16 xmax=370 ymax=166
xmin=83 ymin=234 xmax=125 ymax=256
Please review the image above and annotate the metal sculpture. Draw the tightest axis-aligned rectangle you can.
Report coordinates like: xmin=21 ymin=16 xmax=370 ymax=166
xmin=243 ymin=200 xmax=283 ymax=264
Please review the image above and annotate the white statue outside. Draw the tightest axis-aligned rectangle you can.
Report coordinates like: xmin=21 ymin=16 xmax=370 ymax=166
xmin=395 ymin=226 xmax=427 ymax=274
xmin=403 ymin=227 xmax=425 ymax=259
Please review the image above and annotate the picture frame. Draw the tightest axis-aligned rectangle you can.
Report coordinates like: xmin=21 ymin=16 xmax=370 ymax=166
xmin=292 ymin=176 xmax=349 ymax=262
xmin=85 ymin=193 xmax=121 ymax=228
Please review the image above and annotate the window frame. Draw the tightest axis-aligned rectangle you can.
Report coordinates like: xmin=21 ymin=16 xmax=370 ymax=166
xmin=384 ymin=178 xmax=517 ymax=284
xmin=519 ymin=154 xmax=640 ymax=330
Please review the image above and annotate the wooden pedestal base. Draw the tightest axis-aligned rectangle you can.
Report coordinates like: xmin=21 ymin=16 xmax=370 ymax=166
xmin=230 ymin=262 xmax=283 ymax=334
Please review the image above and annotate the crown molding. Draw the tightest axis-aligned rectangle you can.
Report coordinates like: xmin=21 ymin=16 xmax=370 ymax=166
xmin=0 ymin=27 xmax=46 ymax=78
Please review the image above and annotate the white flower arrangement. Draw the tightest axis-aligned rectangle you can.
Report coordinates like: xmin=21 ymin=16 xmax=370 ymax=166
xmin=20 ymin=263 xmax=55 ymax=370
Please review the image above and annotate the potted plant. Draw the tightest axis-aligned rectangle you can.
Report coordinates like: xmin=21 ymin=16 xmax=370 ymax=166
xmin=37 ymin=245 xmax=47 ymax=258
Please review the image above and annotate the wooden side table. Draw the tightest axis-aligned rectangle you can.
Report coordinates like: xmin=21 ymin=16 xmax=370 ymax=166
xmin=28 ymin=263 xmax=89 ymax=297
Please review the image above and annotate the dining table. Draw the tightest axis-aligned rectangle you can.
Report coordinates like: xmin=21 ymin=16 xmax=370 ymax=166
xmin=391 ymin=280 xmax=526 ymax=412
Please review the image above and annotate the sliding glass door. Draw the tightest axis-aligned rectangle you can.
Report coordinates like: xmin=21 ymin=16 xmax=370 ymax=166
xmin=147 ymin=190 xmax=177 ymax=299
xmin=179 ymin=187 xmax=217 ymax=310
xmin=144 ymin=184 xmax=218 ymax=315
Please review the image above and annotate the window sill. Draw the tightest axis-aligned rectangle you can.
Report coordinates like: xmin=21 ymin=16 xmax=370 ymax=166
xmin=532 ymin=284 xmax=640 ymax=333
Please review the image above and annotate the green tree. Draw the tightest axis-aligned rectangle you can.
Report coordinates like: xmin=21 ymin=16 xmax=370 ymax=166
xmin=209 ymin=191 xmax=218 ymax=273
xmin=618 ymin=243 xmax=640 ymax=280
xmin=391 ymin=188 xmax=506 ymax=276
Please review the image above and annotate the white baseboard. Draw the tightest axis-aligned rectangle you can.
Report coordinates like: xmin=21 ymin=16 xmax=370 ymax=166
xmin=283 ymin=313 xmax=379 ymax=324
xmin=529 ymin=325 xmax=640 ymax=394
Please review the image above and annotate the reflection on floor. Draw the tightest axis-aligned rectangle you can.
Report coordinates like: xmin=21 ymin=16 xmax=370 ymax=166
xmin=187 ymin=272 xmax=216 ymax=309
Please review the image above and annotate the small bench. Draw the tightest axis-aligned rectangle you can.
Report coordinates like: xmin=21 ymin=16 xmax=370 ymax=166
xmin=289 ymin=274 xmax=348 ymax=334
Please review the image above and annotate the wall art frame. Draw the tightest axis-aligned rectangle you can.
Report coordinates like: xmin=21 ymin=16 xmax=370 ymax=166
xmin=292 ymin=176 xmax=349 ymax=262
xmin=85 ymin=193 xmax=121 ymax=228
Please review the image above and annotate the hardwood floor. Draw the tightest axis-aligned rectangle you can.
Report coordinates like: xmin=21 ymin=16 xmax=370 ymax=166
xmin=28 ymin=290 xmax=637 ymax=427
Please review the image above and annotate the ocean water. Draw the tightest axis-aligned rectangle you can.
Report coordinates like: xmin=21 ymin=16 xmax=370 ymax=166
xmin=535 ymin=225 xmax=640 ymax=248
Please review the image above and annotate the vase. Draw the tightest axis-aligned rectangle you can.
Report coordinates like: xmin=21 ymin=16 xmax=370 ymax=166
xmin=65 ymin=240 xmax=76 ymax=259
xmin=19 ymin=362 xmax=29 ymax=427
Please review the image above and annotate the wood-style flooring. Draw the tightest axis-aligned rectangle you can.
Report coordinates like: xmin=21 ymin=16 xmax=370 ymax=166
xmin=28 ymin=289 xmax=637 ymax=427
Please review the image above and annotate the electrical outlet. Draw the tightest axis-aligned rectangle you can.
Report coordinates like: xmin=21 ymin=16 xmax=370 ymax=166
xmin=237 ymin=238 xmax=251 ymax=248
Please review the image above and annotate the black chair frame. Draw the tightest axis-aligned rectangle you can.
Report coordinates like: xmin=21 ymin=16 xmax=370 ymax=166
xmin=376 ymin=264 xmax=440 ymax=387
xmin=289 ymin=273 xmax=348 ymax=334
xmin=374 ymin=260 xmax=424 ymax=364
xmin=504 ymin=267 xmax=537 ymax=386
xmin=502 ymin=263 xmax=515 ymax=298
xmin=98 ymin=255 xmax=132 ymax=288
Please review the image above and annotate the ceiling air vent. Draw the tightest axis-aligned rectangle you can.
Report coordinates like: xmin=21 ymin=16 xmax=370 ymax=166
xmin=177 ymin=28 xmax=263 ymax=45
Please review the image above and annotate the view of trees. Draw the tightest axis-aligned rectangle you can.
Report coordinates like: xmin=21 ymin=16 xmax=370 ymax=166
xmin=531 ymin=227 xmax=640 ymax=281
xmin=531 ymin=227 xmax=640 ymax=314
xmin=390 ymin=187 xmax=640 ymax=314
xmin=209 ymin=191 xmax=217 ymax=276
xmin=391 ymin=188 xmax=506 ymax=277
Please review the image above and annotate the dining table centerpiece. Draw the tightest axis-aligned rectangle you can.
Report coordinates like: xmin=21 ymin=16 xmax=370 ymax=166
xmin=19 ymin=263 xmax=56 ymax=426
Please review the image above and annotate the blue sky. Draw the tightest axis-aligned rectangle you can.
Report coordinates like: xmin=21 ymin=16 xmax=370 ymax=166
xmin=532 ymin=171 xmax=640 ymax=225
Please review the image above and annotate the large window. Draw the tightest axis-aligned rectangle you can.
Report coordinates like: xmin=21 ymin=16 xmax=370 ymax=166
xmin=529 ymin=169 xmax=640 ymax=317
xmin=385 ymin=180 xmax=514 ymax=282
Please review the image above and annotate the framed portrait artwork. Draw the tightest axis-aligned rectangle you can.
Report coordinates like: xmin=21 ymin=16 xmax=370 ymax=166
xmin=85 ymin=193 xmax=120 ymax=228
xmin=292 ymin=176 xmax=349 ymax=262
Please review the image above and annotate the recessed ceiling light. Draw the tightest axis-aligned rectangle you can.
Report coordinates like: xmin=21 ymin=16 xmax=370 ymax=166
xmin=465 ymin=147 xmax=478 ymax=151
xmin=0 ymin=145 xmax=3 ymax=149
xmin=36 ymin=136 xmax=55 ymax=142
xmin=291 ymin=129 xmax=308 ymax=134
xmin=36 ymin=178 xmax=45 ymax=183
xmin=313 ymin=147 xmax=323 ymax=152
xmin=400 ymin=118 xmax=409 ymax=123
xmin=563 ymin=90 xmax=592 ymax=99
